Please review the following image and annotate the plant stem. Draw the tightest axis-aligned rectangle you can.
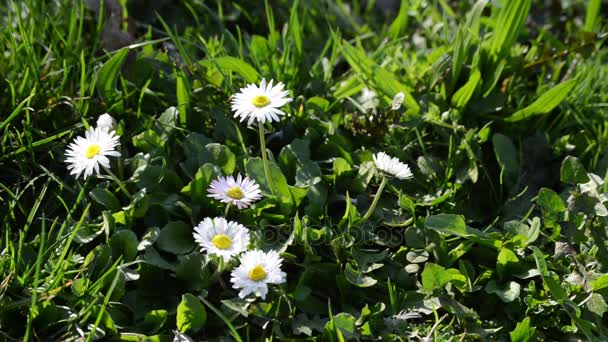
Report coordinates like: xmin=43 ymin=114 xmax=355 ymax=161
xmin=361 ymin=176 xmax=387 ymax=222
xmin=224 ymin=203 xmax=231 ymax=218
xmin=259 ymin=121 xmax=275 ymax=193
xmin=103 ymin=166 xmax=132 ymax=199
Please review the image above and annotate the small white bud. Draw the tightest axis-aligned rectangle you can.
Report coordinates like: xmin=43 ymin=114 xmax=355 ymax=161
xmin=391 ymin=92 xmax=405 ymax=110
xmin=97 ymin=113 xmax=116 ymax=132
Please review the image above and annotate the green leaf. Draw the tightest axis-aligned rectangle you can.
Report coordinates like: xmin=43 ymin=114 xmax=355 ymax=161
xmin=489 ymin=0 xmax=532 ymax=58
xmin=156 ymin=221 xmax=195 ymax=255
xmin=199 ymin=56 xmax=259 ymax=83
xmin=530 ymin=247 xmax=568 ymax=302
xmin=425 ymin=214 xmax=501 ymax=249
xmin=560 ymin=155 xmax=590 ymax=184
xmin=339 ymin=40 xmax=419 ymax=114
xmin=109 ymin=230 xmax=138 ymax=262
xmin=505 ymin=80 xmax=576 ymax=122
xmin=332 ymin=313 xmax=357 ymax=340
xmin=246 ymin=157 xmax=293 ymax=209
xmin=485 ymin=280 xmax=521 ymax=303
xmin=204 ymin=143 xmax=236 ymax=175
xmin=451 ymin=69 xmax=481 ymax=108
xmin=177 ymin=293 xmax=207 ymax=333
xmin=587 ymin=293 xmax=608 ymax=317
xmin=97 ymin=48 xmax=129 ymax=104
xmin=89 ymin=187 xmax=121 ymax=211
xmin=590 ymin=274 xmax=608 ymax=291
xmin=181 ymin=164 xmax=221 ymax=203
xmin=492 ymin=133 xmax=519 ymax=184
xmin=584 ymin=0 xmax=601 ymax=32
xmin=510 ymin=317 xmax=535 ymax=342
xmin=497 ymin=248 xmax=519 ymax=278
xmin=536 ymin=188 xmax=566 ymax=213
xmin=344 ymin=264 xmax=377 ymax=287
xmin=175 ymin=69 xmax=190 ymax=127
xmin=142 ymin=310 xmax=168 ymax=334
xmin=421 ymin=263 xmax=466 ymax=292
xmin=387 ymin=0 xmax=408 ymax=40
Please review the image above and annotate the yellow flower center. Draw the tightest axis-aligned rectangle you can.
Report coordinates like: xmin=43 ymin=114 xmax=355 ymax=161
xmin=226 ymin=186 xmax=245 ymax=200
xmin=85 ymin=144 xmax=102 ymax=159
xmin=211 ymin=234 xmax=232 ymax=249
xmin=248 ymin=265 xmax=267 ymax=281
xmin=251 ymin=95 xmax=270 ymax=108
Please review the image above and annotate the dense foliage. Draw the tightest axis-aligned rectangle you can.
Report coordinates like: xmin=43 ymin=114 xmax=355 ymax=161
xmin=1 ymin=0 xmax=608 ymax=340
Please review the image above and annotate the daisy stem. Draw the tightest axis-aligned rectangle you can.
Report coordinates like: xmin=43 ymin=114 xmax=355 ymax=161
xmin=224 ymin=203 xmax=231 ymax=218
xmin=361 ymin=175 xmax=387 ymax=222
xmin=103 ymin=166 xmax=132 ymax=200
xmin=259 ymin=121 xmax=275 ymax=193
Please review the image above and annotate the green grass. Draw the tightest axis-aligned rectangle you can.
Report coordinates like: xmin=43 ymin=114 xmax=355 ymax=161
xmin=1 ymin=0 xmax=608 ymax=340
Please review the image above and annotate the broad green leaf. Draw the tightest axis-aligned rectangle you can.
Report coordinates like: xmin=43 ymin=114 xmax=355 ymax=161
xmin=142 ymin=310 xmax=168 ymax=335
xmin=505 ymin=80 xmax=576 ymax=122
xmin=109 ymin=230 xmax=138 ymax=262
xmin=176 ymin=253 xmax=205 ymax=289
xmin=181 ymin=164 xmax=221 ymax=203
xmin=485 ymin=280 xmax=521 ymax=303
xmin=199 ymin=56 xmax=259 ymax=83
xmin=344 ymin=264 xmax=377 ymax=287
xmin=332 ymin=313 xmax=357 ymax=340
xmin=560 ymin=155 xmax=590 ymax=184
xmin=157 ymin=221 xmax=195 ymax=255
xmin=421 ymin=263 xmax=466 ymax=291
xmin=492 ymin=133 xmax=519 ymax=184
xmin=204 ymin=143 xmax=236 ymax=175
xmin=536 ymin=188 xmax=566 ymax=213
xmin=497 ymin=248 xmax=519 ymax=278
xmin=97 ymin=48 xmax=129 ymax=104
xmin=177 ymin=293 xmax=207 ymax=333
xmin=89 ymin=187 xmax=120 ymax=211
xmin=590 ymin=274 xmax=608 ymax=291
xmin=510 ymin=317 xmax=535 ymax=342
xmin=587 ymin=293 xmax=608 ymax=317
xmin=425 ymin=214 xmax=502 ymax=249
xmin=246 ymin=157 xmax=293 ymax=209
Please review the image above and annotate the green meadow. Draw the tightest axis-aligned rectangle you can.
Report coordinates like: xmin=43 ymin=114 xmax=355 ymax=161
xmin=1 ymin=0 xmax=607 ymax=340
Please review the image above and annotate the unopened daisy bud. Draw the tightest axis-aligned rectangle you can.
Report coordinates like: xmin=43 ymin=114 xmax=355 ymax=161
xmin=373 ymin=152 xmax=413 ymax=180
xmin=230 ymin=250 xmax=286 ymax=299
xmin=97 ymin=113 xmax=116 ymax=132
xmin=391 ymin=92 xmax=405 ymax=110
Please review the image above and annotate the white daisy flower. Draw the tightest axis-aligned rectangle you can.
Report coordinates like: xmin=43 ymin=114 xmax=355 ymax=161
xmin=193 ymin=217 xmax=250 ymax=262
xmin=96 ymin=113 xmax=116 ymax=132
xmin=65 ymin=126 xmax=121 ymax=179
xmin=373 ymin=152 xmax=413 ymax=180
xmin=230 ymin=78 xmax=292 ymax=125
xmin=208 ymin=174 xmax=262 ymax=209
xmin=230 ymin=250 xmax=286 ymax=299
